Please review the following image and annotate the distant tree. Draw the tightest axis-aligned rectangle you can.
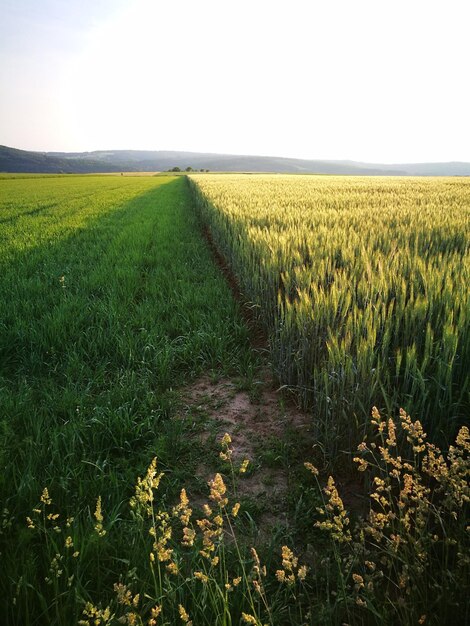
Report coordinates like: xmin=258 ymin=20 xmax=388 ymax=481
xmin=185 ymin=166 xmax=193 ymax=172
xmin=169 ymin=166 xmax=181 ymax=172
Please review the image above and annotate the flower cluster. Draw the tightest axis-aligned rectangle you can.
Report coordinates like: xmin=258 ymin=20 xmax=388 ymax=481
xmin=275 ymin=545 xmax=308 ymax=585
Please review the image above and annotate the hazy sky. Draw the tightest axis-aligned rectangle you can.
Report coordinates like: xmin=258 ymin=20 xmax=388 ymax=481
xmin=1 ymin=0 xmax=469 ymax=163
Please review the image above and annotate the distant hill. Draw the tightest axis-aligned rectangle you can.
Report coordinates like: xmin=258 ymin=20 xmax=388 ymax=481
xmin=1 ymin=144 xmax=470 ymax=176
xmin=0 ymin=145 xmax=124 ymax=173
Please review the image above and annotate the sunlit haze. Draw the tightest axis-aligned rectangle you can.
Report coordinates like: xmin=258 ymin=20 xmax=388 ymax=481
xmin=1 ymin=0 xmax=469 ymax=163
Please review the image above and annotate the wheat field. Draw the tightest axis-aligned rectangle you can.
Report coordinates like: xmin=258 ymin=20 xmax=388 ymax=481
xmin=189 ymin=174 xmax=470 ymax=451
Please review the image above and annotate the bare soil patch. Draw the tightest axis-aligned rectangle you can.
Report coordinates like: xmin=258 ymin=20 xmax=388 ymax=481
xmin=180 ymin=372 xmax=314 ymax=527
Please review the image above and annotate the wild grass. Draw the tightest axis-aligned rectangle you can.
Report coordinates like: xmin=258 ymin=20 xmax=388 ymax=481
xmin=307 ymin=409 xmax=469 ymax=625
xmin=188 ymin=174 xmax=470 ymax=454
xmin=13 ymin=412 xmax=469 ymax=625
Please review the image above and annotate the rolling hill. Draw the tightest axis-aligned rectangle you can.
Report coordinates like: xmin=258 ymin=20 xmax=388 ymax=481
xmin=1 ymin=144 xmax=469 ymax=175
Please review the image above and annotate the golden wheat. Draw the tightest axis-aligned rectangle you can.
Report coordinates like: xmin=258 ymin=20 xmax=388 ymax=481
xmin=189 ymin=174 xmax=470 ymax=450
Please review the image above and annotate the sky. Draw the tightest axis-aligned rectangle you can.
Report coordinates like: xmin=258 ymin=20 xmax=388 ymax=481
xmin=0 ymin=0 xmax=469 ymax=163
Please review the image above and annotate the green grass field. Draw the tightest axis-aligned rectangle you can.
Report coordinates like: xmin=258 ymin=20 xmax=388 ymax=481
xmin=0 ymin=175 xmax=258 ymax=623
xmin=0 ymin=174 xmax=468 ymax=625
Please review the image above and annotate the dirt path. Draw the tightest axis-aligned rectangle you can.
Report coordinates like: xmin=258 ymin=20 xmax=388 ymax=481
xmin=177 ymin=218 xmax=364 ymax=527
xmin=170 ymin=221 xmax=316 ymax=528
